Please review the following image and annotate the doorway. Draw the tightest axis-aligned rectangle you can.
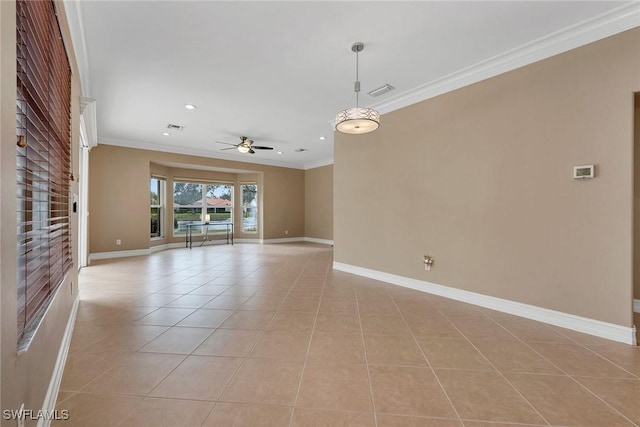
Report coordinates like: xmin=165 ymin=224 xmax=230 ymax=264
xmin=78 ymin=145 xmax=89 ymax=268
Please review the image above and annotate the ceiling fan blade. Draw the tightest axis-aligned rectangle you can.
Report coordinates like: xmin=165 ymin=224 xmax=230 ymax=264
xmin=248 ymin=148 xmax=255 ymax=154
xmin=216 ymin=141 xmax=237 ymax=146
xmin=251 ymin=146 xmax=273 ymax=150
xmin=220 ymin=147 xmax=236 ymax=151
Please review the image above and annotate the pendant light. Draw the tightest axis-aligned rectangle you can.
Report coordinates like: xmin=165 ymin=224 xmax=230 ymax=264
xmin=335 ymin=42 xmax=380 ymax=134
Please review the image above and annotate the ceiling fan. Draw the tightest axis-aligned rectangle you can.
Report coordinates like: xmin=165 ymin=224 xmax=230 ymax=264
xmin=216 ymin=136 xmax=273 ymax=154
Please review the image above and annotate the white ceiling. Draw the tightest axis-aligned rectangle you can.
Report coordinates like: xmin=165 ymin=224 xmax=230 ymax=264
xmin=66 ymin=1 xmax=638 ymax=170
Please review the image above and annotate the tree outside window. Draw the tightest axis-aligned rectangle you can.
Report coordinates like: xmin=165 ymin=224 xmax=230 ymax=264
xmin=150 ymin=177 xmax=165 ymax=238
xmin=241 ymin=183 xmax=258 ymax=233
xmin=173 ymin=181 xmax=233 ymax=235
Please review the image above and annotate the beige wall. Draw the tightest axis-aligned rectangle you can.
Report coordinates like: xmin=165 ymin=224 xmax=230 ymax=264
xmin=335 ymin=28 xmax=640 ymax=327
xmin=89 ymin=146 xmax=150 ymax=253
xmin=305 ymin=165 xmax=333 ymax=240
xmin=1 ymin=1 xmax=80 ymax=424
xmin=89 ymin=145 xmax=305 ymax=254
xmin=634 ymin=98 xmax=640 ymax=302
xmin=262 ymin=165 xmax=305 ymax=239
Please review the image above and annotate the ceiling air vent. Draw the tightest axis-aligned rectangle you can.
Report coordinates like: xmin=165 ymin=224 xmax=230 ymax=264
xmin=294 ymin=148 xmax=308 ymax=152
xmin=368 ymin=84 xmax=395 ymax=97
xmin=167 ymin=123 xmax=184 ymax=131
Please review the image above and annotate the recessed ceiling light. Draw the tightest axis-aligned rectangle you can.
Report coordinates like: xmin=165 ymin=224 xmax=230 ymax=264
xmin=162 ymin=132 xmax=171 ymax=136
xmin=319 ymin=136 xmax=326 ymax=140
xmin=277 ymin=151 xmax=283 ymax=155
xmin=184 ymin=104 xmax=196 ymax=110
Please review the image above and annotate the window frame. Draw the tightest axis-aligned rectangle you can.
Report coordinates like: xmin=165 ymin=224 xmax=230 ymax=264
xmin=150 ymin=176 xmax=165 ymax=239
xmin=172 ymin=180 xmax=234 ymax=237
xmin=241 ymin=183 xmax=258 ymax=234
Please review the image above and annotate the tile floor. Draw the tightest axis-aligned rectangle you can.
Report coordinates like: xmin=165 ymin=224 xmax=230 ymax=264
xmin=54 ymin=243 xmax=640 ymax=426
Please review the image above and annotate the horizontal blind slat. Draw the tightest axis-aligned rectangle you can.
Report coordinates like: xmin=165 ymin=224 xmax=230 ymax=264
xmin=16 ymin=0 xmax=72 ymax=341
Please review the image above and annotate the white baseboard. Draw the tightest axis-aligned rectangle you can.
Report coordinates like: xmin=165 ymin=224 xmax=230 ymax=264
xmin=263 ymin=237 xmax=334 ymax=245
xmin=89 ymin=248 xmax=150 ymax=262
xmin=304 ymin=237 xmax=334 ymax=246
xmin=240 ymin=237 xmax=333 ymax=245
xmin=89 ymin=238 xmax=334 ymax=261
xmin=634 ymin=299 xmax=640 ymax=314
xmin=263 ymin=237 xmax=305 ymax=244
xmin=235 ymin=238 xmax=263 ymax=244
xmin=333 ymin=262 xmax=636 ymax=345
xmin=91 ymin=240 xmax=232 ymax=260
xmin=38 ymin=296 xmax=79 ymax=427
xmin=167 ymin=242 xmax=186 ymax=249
xmin=150 ymin=243 xmax=171 ymax=253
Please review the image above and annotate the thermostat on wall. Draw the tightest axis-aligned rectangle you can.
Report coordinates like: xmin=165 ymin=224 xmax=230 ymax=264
xmin=573 ymin=165 xmax=594 ymax=179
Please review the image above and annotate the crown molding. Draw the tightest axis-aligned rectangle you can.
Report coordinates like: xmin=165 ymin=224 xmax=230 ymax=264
xmin=99 ymin=137 xmax=306 ymax=170
xmin=372 ymin=2 xmax=640 ymax=115
xmin=303 ymin=158 xmax=334 ymax=170
xmin=62 ymin=0 xmax=91 ymax=97
xmin=79 ymin=98 xmax=97 ymax=149
xmin=67 ymin=2 xmax=639 ymax=170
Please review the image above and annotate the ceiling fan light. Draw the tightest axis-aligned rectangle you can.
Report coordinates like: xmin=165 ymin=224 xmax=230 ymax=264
xmin=335 ymin=107 xmax=380 ymax=134
xmin=237 ymin=145 xmax=250 ymax=153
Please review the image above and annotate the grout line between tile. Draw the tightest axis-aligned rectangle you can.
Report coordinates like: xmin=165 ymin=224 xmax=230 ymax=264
xmin=141 ymin=266 xmax=262 ymax=402
xmin=287 ymin=251 xmax=332 ymax=427
xmin=73 ymin=246 xmax=639 ymax=427
xmin=431 ymin=304 xmax=553 ymax=426
xmin=439 ymin=304 xmax=640 ymax=427
xmin=481 ymin=313 xmax=640 ymax=427
xmin=199 ymin=248 xmax=322 ymax=415
xmin=354 ymin=288 xmax=380 ymax=427
xmin=386 ymin=294 xmax=466 ymax=426
xmin=199 ymin=401 xmax=218 ymax=427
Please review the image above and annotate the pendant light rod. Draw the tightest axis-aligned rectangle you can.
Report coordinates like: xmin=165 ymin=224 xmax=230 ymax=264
xmin=352 ymin=42 xmax=363 ymax=108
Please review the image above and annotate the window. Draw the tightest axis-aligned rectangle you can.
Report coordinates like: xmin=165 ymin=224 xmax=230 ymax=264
xmin=241 ymin=183 xmax=258 ymax=233
xmin=16 ymin=0 xmax=72 ymax=340
xmin=150 ymin=177 xmax=165 ymax=238
xmin=173 ymin=181 xmax=233 ymax=235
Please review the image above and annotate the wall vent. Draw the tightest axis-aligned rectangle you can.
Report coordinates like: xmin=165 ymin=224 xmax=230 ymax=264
xmin=167 ymin=123 xmax=184 ymax=131
xmin=368 ymin=84 xmax=395 ymax=97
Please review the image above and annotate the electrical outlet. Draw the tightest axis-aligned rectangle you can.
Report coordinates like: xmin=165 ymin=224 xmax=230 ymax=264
xmin=285 ymin=230 xmax=289 ymax=235
xmin=423 ymin=255 xmax=434 ymax=271
xmin=116 ymin=239 xmax=121 ymax=245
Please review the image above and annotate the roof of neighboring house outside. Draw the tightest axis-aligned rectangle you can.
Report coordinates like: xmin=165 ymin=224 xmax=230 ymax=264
xmin=195 ymin=197 xmax=232 ymax=207
xmin=174 ymin=197 xmax=232 ymax=207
